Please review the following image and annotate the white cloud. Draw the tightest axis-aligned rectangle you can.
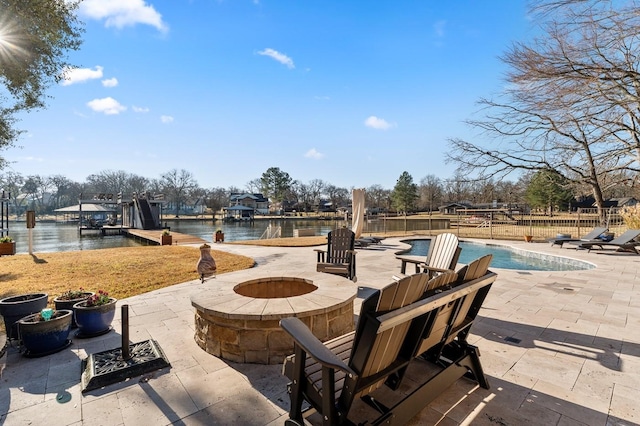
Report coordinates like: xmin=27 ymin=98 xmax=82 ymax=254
xmin=80 ymin=0 xmax=168 ymax=32
xmin=304 ymin=148 xmax=324 ymax=160
xmin=87 ymin=97 xmax=126 ymax=115
xmin=102 ymin=77 xmax=118 ymax=87
xmin=132 ymin=106 xmax=149 ymax=113
xmin=19 ymin=156 xmax=44 ymax=162
xmin=61 ymin=66 xmax=104 ymax=86
xmin=434 ymin=20 xmax=447 ymax=38
xmin=364 ymin=116 xmax=394 ymax=130
xmin=257 ymin=48 xmax=295 ymax=69
xmin=160 ymin=115 xmax=174 ymax=123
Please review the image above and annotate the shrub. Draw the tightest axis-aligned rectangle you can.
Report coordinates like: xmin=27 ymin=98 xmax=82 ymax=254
xmin=620 ymin=205 xmax=640 ymax=229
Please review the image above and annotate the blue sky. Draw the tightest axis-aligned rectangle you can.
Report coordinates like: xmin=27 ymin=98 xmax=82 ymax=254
xmin=7 ymin=0 xmax=532 ymax=190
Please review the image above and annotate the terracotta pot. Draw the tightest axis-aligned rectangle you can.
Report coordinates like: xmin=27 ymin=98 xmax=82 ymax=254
xmin=524 ymin=235 xmax=533 ymax=243
xmin=197 ymin=244 xmax=217 ymax=282
xmin=0 ymin=242 xmax=15 ymax=256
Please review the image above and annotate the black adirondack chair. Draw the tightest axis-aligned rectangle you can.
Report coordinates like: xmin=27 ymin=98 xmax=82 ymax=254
xmin=315 ymin=227 xmax=357 ymax=281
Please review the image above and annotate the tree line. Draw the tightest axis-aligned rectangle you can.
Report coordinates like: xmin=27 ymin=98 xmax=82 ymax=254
xmin=2 ymin=165 xmax=636 ymax=218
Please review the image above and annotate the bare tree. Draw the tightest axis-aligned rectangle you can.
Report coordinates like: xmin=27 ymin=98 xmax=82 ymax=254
xmin=447 ymin=0 xmax=640 ymax=222
xmin=0 ymin=171 xmax=25 ymax=215
xmin=245 ymin=178 xmax=262 ymax=193
xmin=160 ymin=169 xmax=198 ymax=217
xmin=366 ymin=184 xmax=391 ymax=211
xmin=418 ymin=175 xmax=443 ymax=211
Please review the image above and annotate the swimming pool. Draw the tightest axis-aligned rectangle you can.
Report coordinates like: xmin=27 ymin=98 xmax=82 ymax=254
xmin=401 ymin=239 xmax=595 ymax=271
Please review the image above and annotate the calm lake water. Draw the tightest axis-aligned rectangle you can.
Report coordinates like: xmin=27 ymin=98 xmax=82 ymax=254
xmin=6 ymin=217 xmax=448 ymax=254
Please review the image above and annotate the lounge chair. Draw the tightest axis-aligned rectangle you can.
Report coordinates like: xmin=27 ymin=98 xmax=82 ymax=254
xmin=396 ymin=232 xmax=460 ymax=276
xmin=315 ymin=227 xmax=357 ymax=281
xmin=577 ymin=229 xmax=640 ymax=253
xmin=547 ymin=227 xmax=608 ymax=248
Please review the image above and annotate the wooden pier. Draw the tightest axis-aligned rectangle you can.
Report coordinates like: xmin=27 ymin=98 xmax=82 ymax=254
xmin=124 ymin=229 xmax=208 ymax=246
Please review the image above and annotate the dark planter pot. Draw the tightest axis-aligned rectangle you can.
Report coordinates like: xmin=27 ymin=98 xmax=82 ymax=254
xmin=73 ymin=298 xmax=117 ymax=338
xmin=53 ymin=292 xmax=94 ymax=328
xmin=0 ymin=293 xmax=49 ymax=340
xmin=17 ymin=310 xmax=73 ymax=357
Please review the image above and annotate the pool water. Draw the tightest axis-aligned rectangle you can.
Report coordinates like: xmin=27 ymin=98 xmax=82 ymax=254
xmin=402 ymin=240 xmax=594 ymax=271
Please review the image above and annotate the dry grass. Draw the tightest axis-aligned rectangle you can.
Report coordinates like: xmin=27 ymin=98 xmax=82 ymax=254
xmin=0 ymin=246 xmax=254 ymax=304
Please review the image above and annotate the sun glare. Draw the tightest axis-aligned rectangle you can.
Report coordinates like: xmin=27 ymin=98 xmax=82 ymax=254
xmin=0 ymin=16 xmax=21 ymax=61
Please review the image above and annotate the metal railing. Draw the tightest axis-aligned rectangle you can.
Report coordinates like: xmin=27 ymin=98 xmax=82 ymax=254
xmin=447 ymin=207 xmax=625 ymax=241
xmin=260 ymin=224 xmax=282 ymax=239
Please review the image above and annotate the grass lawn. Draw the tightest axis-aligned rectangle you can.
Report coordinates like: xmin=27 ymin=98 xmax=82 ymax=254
xmin=0 ymin=245 xmax=255 ymax=304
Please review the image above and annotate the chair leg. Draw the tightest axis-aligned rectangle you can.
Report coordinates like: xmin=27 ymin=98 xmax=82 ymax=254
xmin=288 ymin=346 xmax=307 ymax=423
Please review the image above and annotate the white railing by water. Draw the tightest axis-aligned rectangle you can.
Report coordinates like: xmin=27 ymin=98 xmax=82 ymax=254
xmin=260 ymin=225 xmax=281 ymax=239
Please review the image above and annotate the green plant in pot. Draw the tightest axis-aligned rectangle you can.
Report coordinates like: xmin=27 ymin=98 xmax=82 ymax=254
xmin=0 ymin=235 xmax=16 ymax=256
xmin=54 ymin=288 xmax=95 ymax=328
xmin=161 ymin=229 xmax=172 ymax=245
xmin=73 ymin=290 xmax=117 ymax=338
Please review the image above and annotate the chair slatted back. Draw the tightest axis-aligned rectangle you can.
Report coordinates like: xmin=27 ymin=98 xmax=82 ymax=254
xmin=416 ymin=256 xmax=494 ymax=356
xmin=345 ymin=272 xmax=462 ymax=402
xmin=343 ymin=273 xmax=429 ymax=401
xmin=425 ymin=233 xmax=460 ymax=271
xmin=327 ymin=227 xmax=355 ymax=264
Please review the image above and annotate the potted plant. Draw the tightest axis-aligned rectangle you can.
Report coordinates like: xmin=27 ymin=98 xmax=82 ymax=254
xmin=0 ymin=293 xmax=49 ymax=340
xmin=17 ymin=308 xmax=73 ymax=357
xmin=54 ymin=288 xmax=94 ymax=328
xmin=215 ymin=229 xmax=224 ymax=243
xmin=0 ymin=235 xmax=16 ymax=256
xmin=161 ymin=229 xmax=172 ymax=245
xmin=73 ymin=290 xmax=117 ymax=338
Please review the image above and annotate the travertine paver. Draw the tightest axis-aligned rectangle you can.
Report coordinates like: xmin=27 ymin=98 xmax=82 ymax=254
xmin=1 ymin=237 xmax=640 ymax=425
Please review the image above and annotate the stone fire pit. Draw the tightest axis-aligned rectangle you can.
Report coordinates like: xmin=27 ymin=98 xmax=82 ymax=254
xmin=191 ymin=270 xmax=357 ymax=365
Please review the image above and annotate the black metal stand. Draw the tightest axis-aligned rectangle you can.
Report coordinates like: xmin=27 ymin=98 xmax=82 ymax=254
xmin=81 ymin=305 xmax=171 ymax=393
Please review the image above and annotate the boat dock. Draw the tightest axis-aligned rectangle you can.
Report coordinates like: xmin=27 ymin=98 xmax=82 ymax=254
xmin=124 ymin=229 xmax=208 ymax=246
xmin=79 ymin=225 xmax=130 ymax=236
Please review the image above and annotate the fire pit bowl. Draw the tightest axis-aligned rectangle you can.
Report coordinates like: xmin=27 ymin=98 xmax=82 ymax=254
xmin=191 ymin=271 xmax=357 ymax=365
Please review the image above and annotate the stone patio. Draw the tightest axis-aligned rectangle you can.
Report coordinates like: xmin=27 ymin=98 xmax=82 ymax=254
xmin=1 ymin=237 xmax=639 ymax=425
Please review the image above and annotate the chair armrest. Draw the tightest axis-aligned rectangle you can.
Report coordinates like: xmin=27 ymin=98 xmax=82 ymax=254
xmin=280 ymin=317 xmax=356 ymax=377
xmin=396 ymin=256 xmax=422 ymax=274
xmin=418 ymin=264 xmax=453 ymax=274
xmin=314 ymin=248 xmax=327 ymax=262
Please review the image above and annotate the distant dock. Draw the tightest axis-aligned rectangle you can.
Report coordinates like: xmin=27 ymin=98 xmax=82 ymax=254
xmin=124 ymin=229 xmax=208 ymax=246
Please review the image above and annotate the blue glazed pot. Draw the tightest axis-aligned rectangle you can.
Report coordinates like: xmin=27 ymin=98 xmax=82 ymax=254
xmin=18 ymin=310 xmax=72 ymax=356
xmin=0 ymin=293 xmax=49 ymax=340
xmin=53 ymin=292 xmax=94 ymax=328
xmin=73 ymin=298 xmax=117 ymax=337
